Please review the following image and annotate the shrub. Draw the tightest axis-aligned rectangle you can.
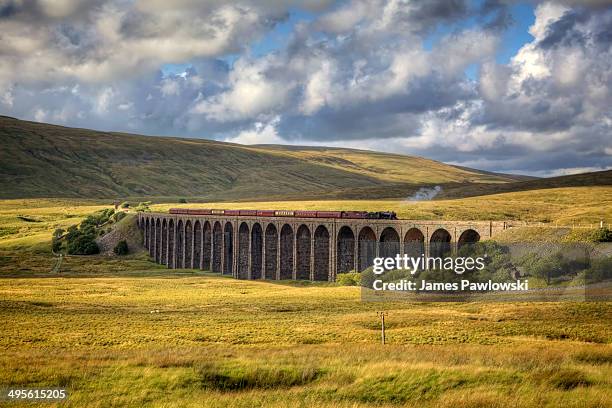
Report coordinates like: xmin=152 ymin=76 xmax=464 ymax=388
xmin=120 ymin=201 xmax=130 ymax=208
xmin=113 ymin=240 xmax=129 ymax=255
xmin=178 ymin=198 xmax=187 ymax=203
xmin=112 ymin=211 xmax=127 ymax=222
xmin=590 ymin=228 xmax=612 ymax=242
xmin=336 ymin=272 xmax=361 ymax=286
xmin=66 ymin=233 xmax=99 ymax=255
xmin=134 ymin=202 xmax=151 ymax=212
xmin=51 ymin=237 xmax=62 ymax=252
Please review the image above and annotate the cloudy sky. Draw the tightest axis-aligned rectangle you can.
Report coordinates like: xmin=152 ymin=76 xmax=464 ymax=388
xmin=1 ymin=0 xmax=611 ymax=176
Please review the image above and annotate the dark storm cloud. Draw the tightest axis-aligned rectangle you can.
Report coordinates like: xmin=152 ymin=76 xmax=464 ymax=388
xmin=538 ymin=8 xmax=590 ymax=49
xmin=408 ymin=0 xmax=468 ymax=28
xmin=479 ymin=0 xmax=514 ymax=31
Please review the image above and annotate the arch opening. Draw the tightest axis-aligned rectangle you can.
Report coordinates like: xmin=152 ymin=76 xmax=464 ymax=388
xmin=337 ymin=226 xmax=355 ymax=274
xmin=194 ymin=221 xmax=202 ymax=269
xmin=458 ymin=229 xmax=480 ymax=254
xmin=176 ymin=220 xmax=184 ymax=268
xmin=212 ymin=222 xmax=222 ymax=273
xmin=430 ymin=228 xmax=452 ymax=258
xmin=314 ymin=226 xmax=329 ymax=281
xmin=296 ymin=225 xmax=311 ymax=280
xmin=358 ymin=227 xmax=376 ymax=272
xmin=168 ymin=220 xmax=175 ymax=268
xmin=184 ymin=221 xmax=193 ymax=268
xmin=161 ymin=219 xmax=168 ymax=265
xmin=404 ymin=228 xmax=425 ymax=262
xmin=265 ymin=224 xmax=278 ymax=280
xmin=238 ymin=222 xmax=250 ymax=279
xmin=379 ymin=227 xmax=400 ymax=260
xmin=154 ymin=219 xmax=161 ymax=263
xmin=280 ymin=224 xmax=294 ymax=280
xmin=144 ymin=219 xmax=150 ymax=251
xmin=223 ymin=222 xmax=233 ymax=275
xmin=251 ymin=223 xmax=263 ymax=280
xmin=202 ymin=221 xmax=211 ymax=271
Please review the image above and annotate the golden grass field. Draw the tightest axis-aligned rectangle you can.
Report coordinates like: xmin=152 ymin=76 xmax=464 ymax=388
xmin=151 ymin=186 xmax=612 ymax=225
xmin=0 ymin=194 xmax=610 ymax=407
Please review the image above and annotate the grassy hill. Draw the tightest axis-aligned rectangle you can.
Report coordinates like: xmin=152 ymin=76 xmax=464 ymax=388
xmin=0 ymin=116 xmax=525 ymax=200
xmin=439 ymin=169 xmax=612 ymax=199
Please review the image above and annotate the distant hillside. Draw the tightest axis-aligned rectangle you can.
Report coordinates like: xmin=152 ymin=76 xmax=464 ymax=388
xmin=439 ymin=169 xmax=612 ymax=199
xmin=0 ymin=116 xmax=525 ymax=200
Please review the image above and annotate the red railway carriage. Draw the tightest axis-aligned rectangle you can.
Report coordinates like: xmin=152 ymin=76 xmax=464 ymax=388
xmin=256 ymin=210 xmax=276 ymax=217
xmin=316 ymin=211 xmax=342 ymax=218
xmin=168 ymin=208 xmax=397 ymax=219
xmin=238 ymin=210 xmax=258 ymax=216
xmin=189 ymin=209 xmax=212 ymax=215
xmin=294 ymin=210 xmax=318 ymax=218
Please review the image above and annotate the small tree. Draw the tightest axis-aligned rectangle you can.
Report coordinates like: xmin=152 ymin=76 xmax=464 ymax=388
xmin=591 ymin=228 xmax=612 ymax=242
xmin=120 ymin=201 xmax=130 ymax=209
xmin=113 ymin=240 xmax=129 ymax=255
xmin=178 ymin=198 xmax=187 ymax=203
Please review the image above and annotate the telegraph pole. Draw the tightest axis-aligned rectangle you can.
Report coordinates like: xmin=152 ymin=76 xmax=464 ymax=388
xmin=377 ymin=311 xmax=388 ymax=345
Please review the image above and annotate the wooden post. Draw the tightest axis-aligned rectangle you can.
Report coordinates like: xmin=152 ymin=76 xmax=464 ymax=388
xmin=377 ymin=311 xmax=388 ymax=345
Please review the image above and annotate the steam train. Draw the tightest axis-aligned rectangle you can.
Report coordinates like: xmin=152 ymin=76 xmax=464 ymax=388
xmin=169 ymin=208 xmax=398 ymax=220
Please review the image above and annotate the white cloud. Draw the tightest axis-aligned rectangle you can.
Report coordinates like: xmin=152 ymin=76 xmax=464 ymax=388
xmin=191 ymin=57 xmax=293 ymax=121
xmin=225 ymin=116 xmax=285 ymax=145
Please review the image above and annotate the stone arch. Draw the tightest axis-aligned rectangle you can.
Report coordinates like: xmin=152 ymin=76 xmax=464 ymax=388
xmin=148 ymin=218 xmax=154 ymax=257
xmin=379 ymin=227 xmax=400 ymax=259
xmin=145 ymin=218 xmax=150 ymax=250
xmin=194 ymin=221 xmax=202 ymax=269
xmin=404 ymin=228 xmax=425 ymax=259
xmin=314 ymin=225 xmax=329 ymax=281
xmin=280 ymin=224 xmax=294 ymax=280
xmin=458 ymin=229 xmax=480 ymax=251
xmin=168 ymin=219 xmax=175 ymax=268
xmin=238 ymin=222 xmax=249 ymax=279
xmin=155 ymin=218 xmax=160 ymax=258
xmin=430 ymin=228 xmax=452 ymax=257
xmin=176 ymin=220 xmax=184 ymax=268
xmin=265 ymin=224 xmax=278 ymax=280
xmin=251 ymin=223 xmax=263 ymax=279
xmin=296 ymin=225 xmax=311 ymax=280
xmin=212 ymin=221 xmax=222 ymax=273
xmin=337 ymin=226 xmax=355 ymax=274
xmin=161 ymin=219 xmax=168 ymax=265
xmin=223 ymin=222 xmax=233 ymax=275
xmin=202 ymin=221 xmax=211 ymax=271
xmin=184 ymin=220 xmax=193 ymax=268
xmin=155 ymin=219 xmax=161 ymax=263
xmin=358 ymin=226 xmax=376 ymax=272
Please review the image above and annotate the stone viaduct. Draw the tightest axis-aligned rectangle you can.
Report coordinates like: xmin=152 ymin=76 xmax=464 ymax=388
xmin=137 ymin=212 xmax=508 ymax=281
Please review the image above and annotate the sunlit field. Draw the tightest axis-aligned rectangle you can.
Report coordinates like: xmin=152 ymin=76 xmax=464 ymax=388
xmin=0 ymin=196 xmax=610 ymax=407
xmin=1 ymin=273 xmax=610 ymax=407
xmin=150 ymin=186 xmax=612 ymax=225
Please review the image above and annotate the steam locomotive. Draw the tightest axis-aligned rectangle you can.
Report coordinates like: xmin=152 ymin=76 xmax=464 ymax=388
xmin=168 ymin=208 xmax=398 ymax=220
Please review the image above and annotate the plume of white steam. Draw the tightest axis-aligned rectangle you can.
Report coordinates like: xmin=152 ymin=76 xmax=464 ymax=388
xmin=406 ymin=186 xmax=442 ymax=201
